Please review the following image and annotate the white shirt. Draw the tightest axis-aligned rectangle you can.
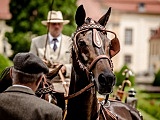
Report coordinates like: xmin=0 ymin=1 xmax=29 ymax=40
xmin=13 ymin=84 xmax=32 ymax=90
xmin=48 ymin=33 xmax=61 ymax=49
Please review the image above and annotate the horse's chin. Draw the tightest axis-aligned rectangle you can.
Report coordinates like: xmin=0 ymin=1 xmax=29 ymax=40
xmin=98 ymin=86 xmax=113 ymax=95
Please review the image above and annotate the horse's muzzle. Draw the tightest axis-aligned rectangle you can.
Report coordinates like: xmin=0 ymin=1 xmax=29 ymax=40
xmin=98 ymin=73 xmax=116 ymax=94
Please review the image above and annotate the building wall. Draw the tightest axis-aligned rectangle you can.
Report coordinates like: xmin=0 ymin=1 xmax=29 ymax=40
xmin=108 ymin=12 xmax=160 ymax=74
xmin=149 ymin=38 xmax=160 ymax=73
xmin=0 ymin=20 xmax=13 ymax=56
xmin=0 ymin=0 xmax=12 ymax=57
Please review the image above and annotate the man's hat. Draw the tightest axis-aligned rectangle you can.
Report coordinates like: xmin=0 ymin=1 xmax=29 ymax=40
xmin=41 ymin=11 xmax=70 ymax=25
xmin=13 ymin=52 xmax=49 ymax=74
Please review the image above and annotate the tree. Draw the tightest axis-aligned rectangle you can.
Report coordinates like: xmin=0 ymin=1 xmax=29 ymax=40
xmin=6 ymin=0 xmax=77 ymax=59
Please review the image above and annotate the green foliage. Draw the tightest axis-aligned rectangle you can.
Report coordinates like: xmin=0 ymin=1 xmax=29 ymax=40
xmin=114 ymin=65 xmax=135 ymax=86
xmin=6 ymin=0 xmax=77 ymax=59
xmin=6 ymin=32 xmax=32 ymax=59
xmin=0 ymin=54 xmax=13 ymax=73
xmin=153 ymin=69 xmax=160 ymax=86
xmin=137 ymin=92 xmax=160 ymax=120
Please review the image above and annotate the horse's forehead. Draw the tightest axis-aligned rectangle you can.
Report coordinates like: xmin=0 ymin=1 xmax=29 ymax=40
xmin=77 ymin=30 xmax=92 ymax=40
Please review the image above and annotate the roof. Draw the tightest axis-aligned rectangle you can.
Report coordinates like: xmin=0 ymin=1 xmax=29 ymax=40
xmin=77 ymin=0 xmax=160 ymax=21
xmin=0 ymin=0 xmax=12 ymax=20
xmin=99 ymin=0 xmax=160 ymax=14
xmin=150 ymin=27 xmax=160 ymax=40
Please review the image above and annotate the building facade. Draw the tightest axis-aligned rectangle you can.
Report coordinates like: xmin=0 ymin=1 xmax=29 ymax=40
xmin=149 ymin=27 xmax=160 ymax=73
xmin=77 ymin=0 xmax=160 ymax=74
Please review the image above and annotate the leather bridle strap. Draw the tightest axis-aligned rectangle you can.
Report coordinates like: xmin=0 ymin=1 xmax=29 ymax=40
xmin=64 ymin=82 xmax=94 ymax=100
xmin=89 ymin=55 xmax=113 ymax=71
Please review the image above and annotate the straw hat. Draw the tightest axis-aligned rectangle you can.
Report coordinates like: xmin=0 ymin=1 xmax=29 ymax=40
xmin=41 ymin=11 xmax=70 ymax=25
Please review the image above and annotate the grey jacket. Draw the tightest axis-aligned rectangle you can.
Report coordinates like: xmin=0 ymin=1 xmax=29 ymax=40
xmin=0 ymin=86 xmax=62 ymax=120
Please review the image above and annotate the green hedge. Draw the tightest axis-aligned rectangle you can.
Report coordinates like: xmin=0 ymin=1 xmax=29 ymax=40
xmin=153 ymin=69 xmax=160 ymax=86
xmin=0 ymin=54 xmax=13 ymax=73
xmin=114 ymin=65 xmax=135 ymax=86
xmin=138 ymin=96 xmax=160 ymax=120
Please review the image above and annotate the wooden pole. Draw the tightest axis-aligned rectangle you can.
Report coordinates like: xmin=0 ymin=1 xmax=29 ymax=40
xmin=58 ymin=70 xmax=68 ymax=96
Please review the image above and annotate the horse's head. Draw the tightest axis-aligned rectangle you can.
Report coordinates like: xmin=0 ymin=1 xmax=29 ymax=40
xmin=72 ymin=5 xmax=120 ymax=95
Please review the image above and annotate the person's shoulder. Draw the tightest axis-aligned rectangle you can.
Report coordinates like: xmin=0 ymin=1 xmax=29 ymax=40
xmin=62 ymin=34 xmax=71 ymax=39
xmin=32 ymin=34 xmax=47 ymax=41
xmin=31 ymin=97 xmax=62 ymax=118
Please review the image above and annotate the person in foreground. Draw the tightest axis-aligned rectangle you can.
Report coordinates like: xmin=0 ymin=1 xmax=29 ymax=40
xmin=0 ymin=52 xmax=62 ymax=120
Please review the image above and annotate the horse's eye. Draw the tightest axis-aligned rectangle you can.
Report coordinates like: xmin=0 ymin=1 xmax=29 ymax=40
xmin=102 ymin=31 xmax=107 ymax=34
xmin=78 ymin=40 xmax=86 ymax=47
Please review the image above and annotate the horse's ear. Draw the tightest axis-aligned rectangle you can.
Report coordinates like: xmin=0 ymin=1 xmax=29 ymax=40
xmin=110 ymin=37 xmax=120 ymax=58
xmin=98 ymin=7 xmax=111 ymax=26
xmin=75 ymin=5 xmax=86 ymax=26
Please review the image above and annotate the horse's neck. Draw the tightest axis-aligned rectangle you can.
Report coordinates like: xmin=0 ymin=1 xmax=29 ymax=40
xmin=66 ymin=71 xmax=98 ymax=120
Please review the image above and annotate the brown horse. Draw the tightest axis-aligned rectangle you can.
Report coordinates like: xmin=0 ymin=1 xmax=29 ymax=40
xmin=65 ymin=5 xmax=142 ymax=120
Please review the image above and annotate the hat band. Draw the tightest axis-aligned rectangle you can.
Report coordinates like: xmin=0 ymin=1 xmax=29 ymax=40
xmin=47 ymin=18 xmax=64 ymax=20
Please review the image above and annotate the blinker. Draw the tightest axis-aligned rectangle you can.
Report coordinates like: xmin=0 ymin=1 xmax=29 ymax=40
xmin=93 ymin=29 xmax=102 ymax=48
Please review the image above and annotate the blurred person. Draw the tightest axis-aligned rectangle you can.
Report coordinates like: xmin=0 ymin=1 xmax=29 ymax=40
xmin=0 ymin=52 xmax=62 ymax=120
xmin=30 ymin=11 xmax=72 ymax=95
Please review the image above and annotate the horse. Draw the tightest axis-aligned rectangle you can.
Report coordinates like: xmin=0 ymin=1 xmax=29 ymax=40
xmin=65 ymin=5 xmax=142 ymax=120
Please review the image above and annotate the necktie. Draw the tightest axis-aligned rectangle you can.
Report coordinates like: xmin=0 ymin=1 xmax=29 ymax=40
xmin=53 ymin=38 xmax=58 ymax=51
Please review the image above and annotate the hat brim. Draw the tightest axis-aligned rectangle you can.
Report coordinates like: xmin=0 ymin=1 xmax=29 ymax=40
xmin=41 ymin=20 xmax=70 ymax=25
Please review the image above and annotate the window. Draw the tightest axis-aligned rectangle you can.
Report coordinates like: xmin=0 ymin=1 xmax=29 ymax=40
xmin=150 ymin=29 xmax=156 ymax=37
xmin=125 ymin=28 xmax=133 ymax=45
xmin=138 ymin=3 xmax=145 ymax=12
xmin=124 ymin=55 xmax=132 ymax=64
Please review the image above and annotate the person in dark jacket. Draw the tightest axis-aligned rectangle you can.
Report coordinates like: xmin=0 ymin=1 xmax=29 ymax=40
xmin=0 ymin=52 xmax=62 ymax=120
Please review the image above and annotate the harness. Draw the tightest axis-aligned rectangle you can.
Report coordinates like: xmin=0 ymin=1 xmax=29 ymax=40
xmin=73 ymin=20 xmax=114 ymax=75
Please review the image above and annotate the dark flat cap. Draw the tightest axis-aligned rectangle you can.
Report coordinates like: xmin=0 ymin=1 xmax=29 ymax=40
xmin=13 ymin=52 xmax=49 ymax=74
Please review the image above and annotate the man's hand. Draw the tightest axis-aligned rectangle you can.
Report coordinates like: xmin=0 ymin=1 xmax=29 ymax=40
xmin=60 ymin=65 xmax=66 ymax=75
xmin=42 ymin=59 xmax=51 ymax=67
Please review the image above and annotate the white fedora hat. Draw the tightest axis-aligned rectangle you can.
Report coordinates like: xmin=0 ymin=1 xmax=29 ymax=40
xmin=41 ymin=11 xmax=70 ymax=25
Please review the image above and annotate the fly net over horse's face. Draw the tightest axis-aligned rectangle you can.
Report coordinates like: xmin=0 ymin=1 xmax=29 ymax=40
xmin=72 ymin=5 xmax=120 ymax=95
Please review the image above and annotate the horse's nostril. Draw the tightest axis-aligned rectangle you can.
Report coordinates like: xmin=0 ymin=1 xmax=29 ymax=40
xmin=98 ymin=74 xmax=115 ymax=86
xmin=98 ymin=74 xmax=106 ymax=86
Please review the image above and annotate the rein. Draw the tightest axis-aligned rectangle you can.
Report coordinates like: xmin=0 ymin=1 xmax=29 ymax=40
xmin=64 ymin=82 xmax=94 ymax=100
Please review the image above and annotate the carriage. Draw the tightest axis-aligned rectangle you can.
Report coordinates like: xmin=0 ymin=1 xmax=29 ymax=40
xmin=0 ymin=5 xmax=143 ymax=120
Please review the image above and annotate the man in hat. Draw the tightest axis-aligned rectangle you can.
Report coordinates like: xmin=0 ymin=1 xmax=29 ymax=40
xmin=30 ymin=11 xmax=72 ymax=95
xmin=0 ymin=52 xmax=62 ymax=120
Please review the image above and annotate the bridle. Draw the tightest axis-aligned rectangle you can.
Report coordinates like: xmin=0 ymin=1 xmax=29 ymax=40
xmin=35 ymin=77 xmax=58 ymax=104
xmin=65 ymin=20 xmax=117 ymax=100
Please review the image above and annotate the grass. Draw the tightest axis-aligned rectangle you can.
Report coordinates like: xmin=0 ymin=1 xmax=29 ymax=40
xmin=111 ymin=86 xmax=160 ymax=120
xmin=139 ymin=108 xmax=158 ymax=120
